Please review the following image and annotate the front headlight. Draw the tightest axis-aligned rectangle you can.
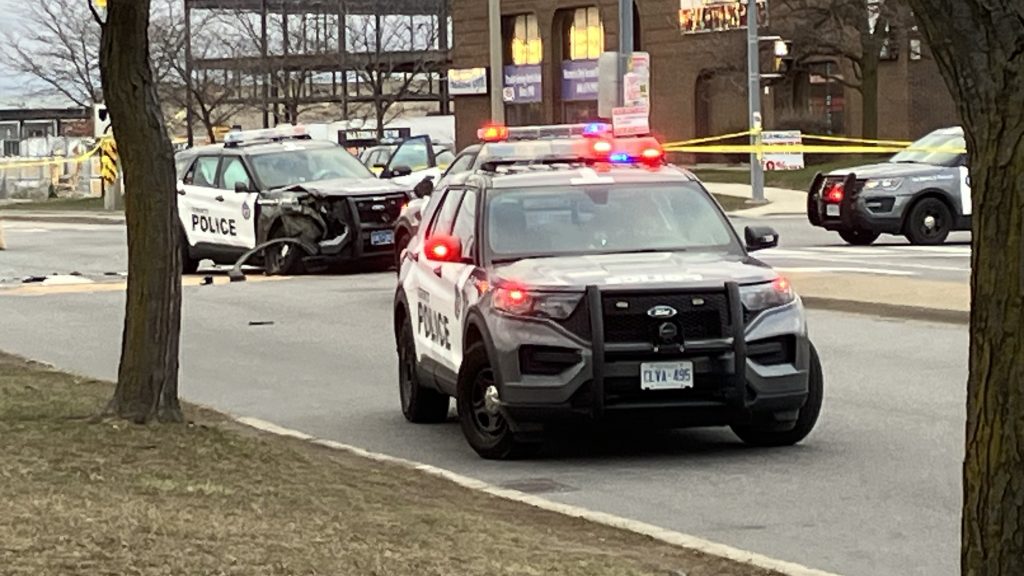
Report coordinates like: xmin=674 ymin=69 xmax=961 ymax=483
xmin=863 ymin=178 xmax=904 ymax=191
xmin=739 ymin=277 xmax=796 ymax=313
xmin=492 ymin=287 xmax=583 ymax=320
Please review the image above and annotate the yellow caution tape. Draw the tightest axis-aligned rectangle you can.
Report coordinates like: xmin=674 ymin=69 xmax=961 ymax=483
xmin=799 ymin=134 xmax=914 ymax=146
xmin=0 ymin=137 xmax=110 ymax=171
xmin=662 ymin=129 xmax=753 ymax=148
xmin=664 ymin=144 xmax=967 ymax=155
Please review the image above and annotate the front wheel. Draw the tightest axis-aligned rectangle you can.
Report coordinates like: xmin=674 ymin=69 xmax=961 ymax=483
xmin=838 ymin=228 xmax=880 ymax=246
xmin=457 ymin=343 xmax=540 ymax=460
xmin=394 ymin=231 xmax=410 ymax=274
xmin=904 ymin=197 xmax=952 ymax=245
xmin=732 ymin=343 xmax=823 ymax=447
xmin=263 ymin=226 xmax=305 ymax=276
xmin=397 ymin=316 xmax=449 ymax=423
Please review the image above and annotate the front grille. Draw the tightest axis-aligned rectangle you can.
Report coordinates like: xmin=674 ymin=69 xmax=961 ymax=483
xmin=748 ymin=336 xmax=795 ymax=366
xmin=601 ymin=292 xmax=729 ymax=344
xmin=320 ymin=198 xmax=351 ymax=237
xmin=353 ymin=194 xmax=405 ymax=227
xmin=519 ymin=345 xmax=582 ymax=376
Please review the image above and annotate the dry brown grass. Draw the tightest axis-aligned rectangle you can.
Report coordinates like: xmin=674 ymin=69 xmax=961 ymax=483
xmin=0 ymin=353 xmax=780 ymax=576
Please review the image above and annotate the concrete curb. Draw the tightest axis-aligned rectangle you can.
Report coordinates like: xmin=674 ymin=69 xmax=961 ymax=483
xmin=802 ymin=296 xmax=969 ymax=325
xmin=236 ymin=416 xmax=843 ymax=576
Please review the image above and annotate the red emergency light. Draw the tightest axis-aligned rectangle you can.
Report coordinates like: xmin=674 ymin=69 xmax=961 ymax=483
xmin=478 ymin=124 xmax=509 ymax=142
xmin=824 ymin=181 xmax=845 ymax=203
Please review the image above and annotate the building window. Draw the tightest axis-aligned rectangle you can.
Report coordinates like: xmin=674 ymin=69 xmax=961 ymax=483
xmin=511 ymin=14 xmax=542 ymax=65
xmin=569 ymin=7 xmax=603 ymax=61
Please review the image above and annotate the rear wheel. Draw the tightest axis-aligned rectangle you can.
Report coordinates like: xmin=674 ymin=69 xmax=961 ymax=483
xmin=457 ymin=343 xmax=541 ymax=460
xmin=732 ymin=343 xmax=823 ymax=447
xmin=838 ymin=228 xmax=880 ymax=246
xmin=263 ymin=225 xmax=304 ymax=276
xmin=397 ymin=316 xmax=450 ymax=423
xmin=904 ymin=197 xmax=952 ymax=245
xmin=180 ymin=231 xmax=199 ymax=275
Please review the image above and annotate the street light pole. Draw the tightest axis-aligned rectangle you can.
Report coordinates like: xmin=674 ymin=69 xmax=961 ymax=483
xmin=747 ymin=0 xmax=766 ymax=204
xmin=487 ymin=0 xmax=505 ymax=123
xmin=617 ymin=0 xmax=633 ymax=106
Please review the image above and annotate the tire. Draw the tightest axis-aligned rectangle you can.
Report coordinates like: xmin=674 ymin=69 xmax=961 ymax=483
xmin=838 ymin=228 xmax=880 ymax=246
xmin=394 ymin=231 xmax=410 ymax=273
xmin=904 ymin=197 xmax=952 ymax=245
xmin=732 ymin=342 xmax=824 ymax=447
xmin=263 ymin=225 xmax=304 ymax=276
xmin=457 ymin=342 xmax=540 ymax=460
xmin=180 ymin=231 xmax=199 ymax=275
xmin=397 ymin=315 xmax=450 ymax=423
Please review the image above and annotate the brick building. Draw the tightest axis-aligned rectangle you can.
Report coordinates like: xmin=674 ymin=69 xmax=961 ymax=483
xmin=448 ymin=0 xmax=958 ymax=150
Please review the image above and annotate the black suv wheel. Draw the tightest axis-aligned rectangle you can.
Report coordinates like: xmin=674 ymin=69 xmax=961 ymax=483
xmin=904 ymin=197 xmax=952 ymax=245
xmin=838 ymin=228 xmax=880 ymax=246
xmin=732 ymin=343 xmax=823 ymax=447
xmin=397 ymin=316 xmax=449 ymax=423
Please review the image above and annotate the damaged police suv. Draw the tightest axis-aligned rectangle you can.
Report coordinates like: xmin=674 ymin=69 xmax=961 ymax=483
xmin=175 ymin=125 xmax=412 ymax=274
xmin=393 ymin=131 xmax=823 ymax=459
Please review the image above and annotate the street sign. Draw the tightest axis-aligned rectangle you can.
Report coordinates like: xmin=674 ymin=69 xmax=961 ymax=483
xmin=625 ymin=52 xmax=651 ymax=108
xmin=597 ymin=52 xmax=620 ymax=119
xmin=92 ymin=104 xmax=110 ymax=139
xmin=448 ymin=67 xmax=488 ymax=96
xmin=612 ymin=106 xmax=650 ymax=136
xmin=761 ymin=130 xmax=805 ymax=171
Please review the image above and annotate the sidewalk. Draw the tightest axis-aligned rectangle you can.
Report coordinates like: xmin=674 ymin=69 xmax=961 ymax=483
xmin=788 ymin=271 xmax=969 ymax=323
xmin=704 ymin=182 xmax=807 ymax=217
xmin=0 ymin=210 xmax=124 ymax=225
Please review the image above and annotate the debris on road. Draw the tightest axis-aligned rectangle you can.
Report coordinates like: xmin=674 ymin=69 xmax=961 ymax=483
xmin=248 ymin=320 xmax=275 ymax=327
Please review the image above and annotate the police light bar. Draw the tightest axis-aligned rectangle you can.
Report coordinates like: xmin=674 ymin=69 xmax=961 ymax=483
xmin=223 ymin=124 xmax=311 ymax=148
xmin=477 ymin=122 xmax=614 ymax=143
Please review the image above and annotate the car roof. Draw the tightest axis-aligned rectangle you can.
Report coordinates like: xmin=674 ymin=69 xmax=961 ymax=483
xmin=473 ymin=164 xmax=700 ymax=190
xmin=175 ymin=139 xmax=338 ymax=158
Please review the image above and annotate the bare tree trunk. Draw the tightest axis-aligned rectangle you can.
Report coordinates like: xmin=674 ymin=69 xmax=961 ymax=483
xmin=904 ymin=1 xmax=1024 ymax=574
xmin=98 ymin=0 xmax=183 ymax=424
xmin=860 ymin=52 xmax=880 ymax=139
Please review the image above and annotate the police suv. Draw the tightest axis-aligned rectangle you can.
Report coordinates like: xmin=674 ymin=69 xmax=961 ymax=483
xmin=393 ymin=126 xmax=824 ymax=459
xmin=807 ymin=126 xmax=970 ymax=245
xmin=174 ymin=125 xmax=412 ymax=274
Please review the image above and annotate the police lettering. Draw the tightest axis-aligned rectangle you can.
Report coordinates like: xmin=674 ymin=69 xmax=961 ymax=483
xmin=417 ymin=301 xmax=451 ymax=350
xmin=191 ymin=214 xmax=238 ymax=237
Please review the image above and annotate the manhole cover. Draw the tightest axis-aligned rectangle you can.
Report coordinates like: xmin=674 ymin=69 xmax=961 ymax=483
xmin=499 ymin=478 xmax=577 ymax=495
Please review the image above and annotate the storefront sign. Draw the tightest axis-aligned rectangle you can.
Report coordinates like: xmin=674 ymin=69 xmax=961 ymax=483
xmin=561 ymin=59 xmax=600 ymax=101
xmin=503 ymin=65 xmax=543 ymax=104
xmin=678 ymin=0 xmax=769 ymax=34
xmin=448 ymin=67 xmax=488 ymax=96
xmin=761 ymin=130 xmax=805 ymax=171
xmin=612 ymin=106 xmax=650 ymax=136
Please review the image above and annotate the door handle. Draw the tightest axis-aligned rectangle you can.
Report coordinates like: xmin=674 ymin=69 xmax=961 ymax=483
xmin=177 ymin=189 xmax=186 ymax=196
xmin=215 ymin=195 xmax=225 ymax=202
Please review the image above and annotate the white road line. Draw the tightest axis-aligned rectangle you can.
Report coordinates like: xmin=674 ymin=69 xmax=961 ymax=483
xmin=235 ymin=416 xmax=842 ymax=576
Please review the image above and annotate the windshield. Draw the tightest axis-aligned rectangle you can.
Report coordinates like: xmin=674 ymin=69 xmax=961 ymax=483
xmin=890 ymin=130 xmax=966 ymax=166
xmin=250 ymin=147 xmax=374 ymax=189
xmin=487 ymin=183 xmax=740 ymax=260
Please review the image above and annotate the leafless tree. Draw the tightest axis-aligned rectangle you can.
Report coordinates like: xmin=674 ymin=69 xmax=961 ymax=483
xmin=775 ymin=0 xmax=913 ymax=138
xmin=0 ymin=0 xmax=101 ymax=106
xmin=347 ymin=5 xmax=445 ymax=139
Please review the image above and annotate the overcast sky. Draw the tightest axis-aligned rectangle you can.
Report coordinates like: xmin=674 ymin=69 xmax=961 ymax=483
xmin=0 ymin=0 xmax=35 ymax=99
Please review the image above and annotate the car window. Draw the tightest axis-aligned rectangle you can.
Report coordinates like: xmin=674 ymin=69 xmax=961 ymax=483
xmin=186 ymin=156 xmax=220 ymax=187
xmin=248 ymin=147 xmax=373 ymax=189
xmin=487 ymin=183 xmax=740 ymax=259
xmin=890 ymin=129 xmax=966 ymax=166
xmin=444 ymin=152 xmax=477 ymax=178
xmin=436 ymin=149 xmax=455 ymax=168
xmin=451 ymin=189 xmax=478 ymax=258
xmin=220 ymin=157 xmax=252 ymax=191
xmin=428 ymin=188 xmax=465 ymax=238
xmin=388 ymin=138 xmax=431 ymax=171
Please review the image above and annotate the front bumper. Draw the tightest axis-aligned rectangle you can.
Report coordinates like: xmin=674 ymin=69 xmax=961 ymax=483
xmin=487 ymin=283 xmax=810 ymax=429
xmin=290 ymin=193 xmax=408 ymax=265
xmin=807 ymin=173 xmax=906 ymax=234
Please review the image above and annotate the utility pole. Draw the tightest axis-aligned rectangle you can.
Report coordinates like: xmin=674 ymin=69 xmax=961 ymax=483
xmin=746 ymin=0 xmax=766 ymax=204
xmin=617 ymin=0 xmax=633 ymax=106
xmin=487 ymin=0 xmax=505 ymax=123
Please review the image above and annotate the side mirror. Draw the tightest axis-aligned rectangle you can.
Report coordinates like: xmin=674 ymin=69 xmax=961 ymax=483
xmin=745 ymin=226 xmax=779 ymax=252
xmin=413 ymin=176 xmax=434 ymax=198
xmin=234 ymin=181 xmax=253 ymax=193
xmin=423 ymin=234 xmax=463 ymax=263
xmin=389 ymin=165 xmax=413 ymax=178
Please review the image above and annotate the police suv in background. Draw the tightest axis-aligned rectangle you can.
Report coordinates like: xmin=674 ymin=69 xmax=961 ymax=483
xmin=807 ymin=126 xmax=970 ymax=245
xmin=393 ymin=124 xmax=824 ymax=459
xmin=174 ymin=125 xmax=412 ymax=275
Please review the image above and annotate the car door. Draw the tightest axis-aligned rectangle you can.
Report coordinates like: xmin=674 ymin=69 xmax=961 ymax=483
xmin=384 ymin=136 xmax=440 ymax=188
xmin=444 ymin=187 xmax=481 ymax=373
xmin=216 ymin=156 xmax=260 ymax=250
xmin=410 ymin=187 xmax=465 ymax=381
xmin=178 ymin=155 xmax=225 ymax=249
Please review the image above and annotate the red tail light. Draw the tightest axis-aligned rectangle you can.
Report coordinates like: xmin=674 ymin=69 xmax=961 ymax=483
xmin=824 ymin=182 xmax=845 ymax=203
xmin=641 ymin=147 xmax=664 ymax=163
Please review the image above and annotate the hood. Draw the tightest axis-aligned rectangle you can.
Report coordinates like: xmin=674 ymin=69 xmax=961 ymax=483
xmin=826 ymin=161 xmax=950 ymax=179
xmin=493 ymin=251 xmax=776 ymax=291
xmin=280 ymin=177 xmax=410 ymax=198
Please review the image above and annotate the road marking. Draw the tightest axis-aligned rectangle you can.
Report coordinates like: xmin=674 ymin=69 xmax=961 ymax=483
xmin=236 ymin=416 xmax=842 ymax=576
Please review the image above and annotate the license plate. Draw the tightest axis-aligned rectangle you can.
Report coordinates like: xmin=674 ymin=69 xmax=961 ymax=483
xmin=826 ymin=204 xmax=840 ymax=217
xmin=370 ymin=230 xmax=394 ymax=246
xmin=640 ymin=361 xmax=695 ymax=391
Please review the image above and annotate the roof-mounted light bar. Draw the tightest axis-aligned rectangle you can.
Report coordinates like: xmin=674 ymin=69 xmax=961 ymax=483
xmin=223 ymin=124 xmax=311 ymax=148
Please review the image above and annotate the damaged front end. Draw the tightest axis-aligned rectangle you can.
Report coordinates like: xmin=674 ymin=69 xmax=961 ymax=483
xmin=230 ymin=184 xmax=409 ymax=280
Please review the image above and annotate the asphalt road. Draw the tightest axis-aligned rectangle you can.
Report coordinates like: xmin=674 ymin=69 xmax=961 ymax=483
xmin=732 ymin=216 xmax=971 ymax=282
xmin=0 ymin=270 xmax=966 ymax=576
